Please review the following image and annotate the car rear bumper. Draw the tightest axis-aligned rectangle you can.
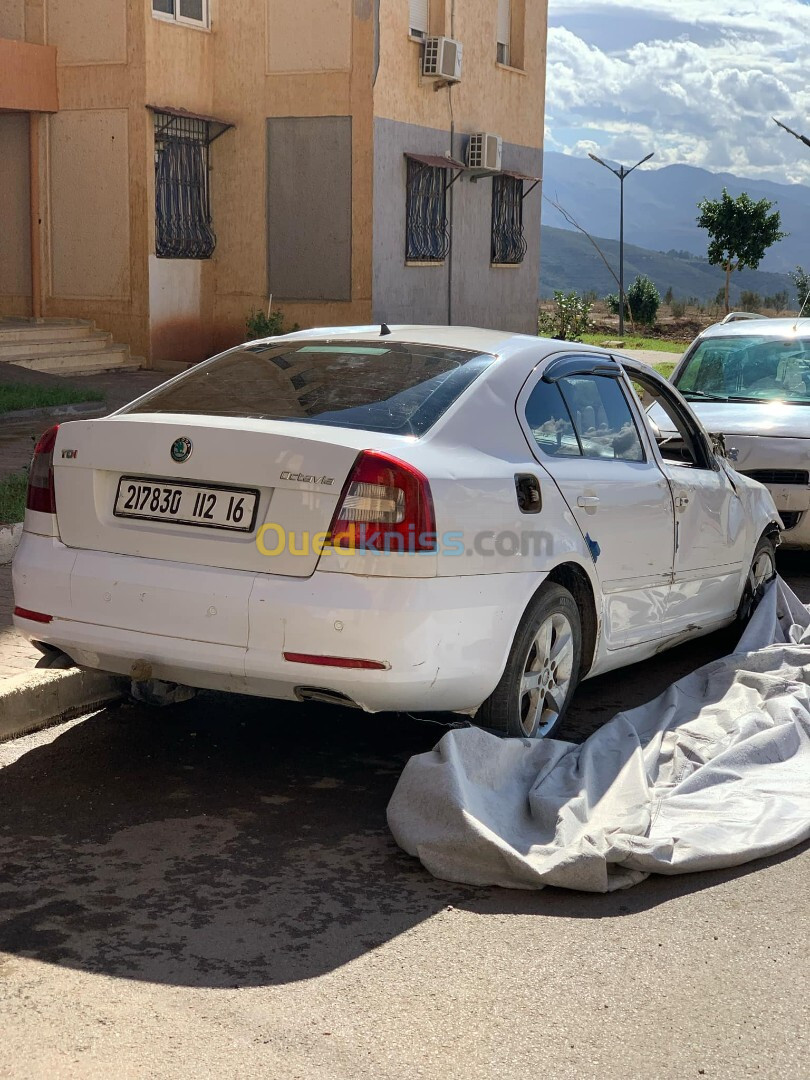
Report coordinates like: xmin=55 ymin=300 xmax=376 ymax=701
xmin=12 ymin=532 xmax=543 ymax=713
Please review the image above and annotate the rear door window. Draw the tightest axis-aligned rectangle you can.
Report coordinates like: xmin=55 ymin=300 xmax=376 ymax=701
xmin=558 ymin=374 xmax=645 ymax=461
xmin=125 ymin=340 xmax=495 ymax=437
xmin=525 ymin=373 xmax=644 ymax=461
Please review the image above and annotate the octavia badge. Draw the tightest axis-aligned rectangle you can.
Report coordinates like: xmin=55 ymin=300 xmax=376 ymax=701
xmin=170 ymin=436 xmax=193 ymax=463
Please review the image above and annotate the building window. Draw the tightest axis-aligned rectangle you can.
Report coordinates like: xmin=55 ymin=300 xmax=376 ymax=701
xmin=406 ymin=159 xmax=450 ymax=262
xmin=496 ymin=0 xmax=511 ymax=64
xmin=409 ymin=0 xmax=429 ymax=38
xmin=491 ymin=175 xmax=526 ymax=265
xmin=154 ymin=112 xmax=216 ymax=259
xmin=152 ymin=0 xmax=209 ymax=28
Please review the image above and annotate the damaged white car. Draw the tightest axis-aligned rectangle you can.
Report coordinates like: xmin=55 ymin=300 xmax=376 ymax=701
xmin=659 ymin=317 xmax=810 ymax=548
xmin=13 ymin=326 xmax=780 ymax=738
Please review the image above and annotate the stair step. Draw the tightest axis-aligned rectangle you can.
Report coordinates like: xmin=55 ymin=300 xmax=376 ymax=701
xmin=0 ymin=321 xmax=96 ymax=346
xmin=8 ymin=345 xmax=135 ymax=375
xmin=0 ymin=332 xmax=113 ymax=361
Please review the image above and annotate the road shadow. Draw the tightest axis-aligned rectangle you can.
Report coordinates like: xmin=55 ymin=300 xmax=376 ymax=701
xmin=1 ymin=581 xmax=807 ymax=989
xmin=0 ymin=697 xmax=480 ymax=988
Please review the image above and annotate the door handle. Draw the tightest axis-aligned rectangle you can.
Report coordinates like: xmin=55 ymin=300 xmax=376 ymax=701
xmin=577 ymin=495 xmax=600 ymax=508
xmin=675 ymin=494 xmax=690 ymax=509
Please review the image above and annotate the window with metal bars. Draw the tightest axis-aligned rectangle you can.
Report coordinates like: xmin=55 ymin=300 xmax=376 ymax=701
xmin=154 ymin=112 xmax=216 ymax=259
xmin=491 ymin=175 xmax=526 ymax=264
xmin=406 ymin=159 xmax=450 ymax=262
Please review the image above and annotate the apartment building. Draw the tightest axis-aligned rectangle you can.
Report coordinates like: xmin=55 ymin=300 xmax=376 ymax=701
xmin=0 ymin=1 xmax=547 ymax=367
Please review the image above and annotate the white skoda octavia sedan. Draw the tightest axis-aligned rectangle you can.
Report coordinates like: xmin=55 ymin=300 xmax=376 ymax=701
xmin=653 ymin=317 xmax=810 ymax=549
xmin=12 ymin=326 xmax=780 ymax=738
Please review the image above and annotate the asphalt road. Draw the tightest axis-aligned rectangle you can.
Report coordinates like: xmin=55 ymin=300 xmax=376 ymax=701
xmin=0 ymin=553 xmax=808 ymax=1079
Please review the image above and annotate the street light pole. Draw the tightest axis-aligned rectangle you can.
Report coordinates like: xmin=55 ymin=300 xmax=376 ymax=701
xmin=588 ymin=151 xmax=654 ymax=336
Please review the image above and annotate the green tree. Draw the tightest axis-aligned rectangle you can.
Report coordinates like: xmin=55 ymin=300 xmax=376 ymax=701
xmin=697 ymin=189 xmax=786 ymax=314
xmin=789 ymin=266 xmax=810 ymax=310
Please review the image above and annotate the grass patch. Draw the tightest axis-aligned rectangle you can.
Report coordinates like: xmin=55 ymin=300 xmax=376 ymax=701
xmin=0 ymin=383 xmax=104 ymax=416
xmin=0 ymin=471 xmax=28 ymax=525
xmin=579 ymin=333 xmax=688 ymax=354
xmin=652 ymin=359 xmax=677 ymax=379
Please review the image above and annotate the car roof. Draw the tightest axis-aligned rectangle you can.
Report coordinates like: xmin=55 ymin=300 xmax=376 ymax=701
xmin=275 ymin=323 xmax=522 ymax=353
xmin=698 ymin=317 xmax=810 ymax=341
xmin=250 ymin=323 xmax=613 ymax=374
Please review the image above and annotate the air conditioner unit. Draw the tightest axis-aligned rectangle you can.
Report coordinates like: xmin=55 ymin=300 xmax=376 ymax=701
xmin=422 ymin=37 xmax=463 ymax=81
xmin=467 ymin=133 xmax=503 ymax=172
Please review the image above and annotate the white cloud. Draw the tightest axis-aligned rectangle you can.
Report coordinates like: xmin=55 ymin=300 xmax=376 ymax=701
xmin=546 ymin=0 xmax=810 ymax=184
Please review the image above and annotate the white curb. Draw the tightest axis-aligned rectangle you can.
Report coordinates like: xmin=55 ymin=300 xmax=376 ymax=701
xmin=0 ymin=667 xmax=123 ymax=744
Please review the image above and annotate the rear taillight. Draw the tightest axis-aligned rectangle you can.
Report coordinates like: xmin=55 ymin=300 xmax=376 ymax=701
xmin=327 ymin=450 xmax=436 ymax=553
xmin=26 ymin=425 xmax=59 ymax=514
xmin=13 ymin=606 xmax=53 ymax=624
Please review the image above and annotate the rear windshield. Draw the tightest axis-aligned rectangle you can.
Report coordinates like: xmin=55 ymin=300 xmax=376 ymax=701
xmin=125 ymin=339 xmax=495 ymax=437
xmin=674 ymin=334 xmax=810 ymax=404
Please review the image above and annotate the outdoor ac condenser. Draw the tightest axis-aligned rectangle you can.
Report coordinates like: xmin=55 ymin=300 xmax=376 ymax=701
xmin=467 ymin=133 xmax=503 ymax=172
xmin=422 ymin=37 xmax=463 ymax=81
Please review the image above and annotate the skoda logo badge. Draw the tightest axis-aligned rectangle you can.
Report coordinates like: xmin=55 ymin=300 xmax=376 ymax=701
xmin=170 ymin=436 xmax=193 ymax=463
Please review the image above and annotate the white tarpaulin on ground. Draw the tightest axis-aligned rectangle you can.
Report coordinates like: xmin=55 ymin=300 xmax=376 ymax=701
xmin=388 ymin=579 xmax=810 ymax=892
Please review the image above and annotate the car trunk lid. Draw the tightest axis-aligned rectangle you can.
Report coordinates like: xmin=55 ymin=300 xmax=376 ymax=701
xmin=53 ymin=415 xmax=381 ymax=577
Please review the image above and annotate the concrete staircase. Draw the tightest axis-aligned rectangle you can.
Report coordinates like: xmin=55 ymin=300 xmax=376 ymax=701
xmin=0 ymin=318 xmax=142 ymax=375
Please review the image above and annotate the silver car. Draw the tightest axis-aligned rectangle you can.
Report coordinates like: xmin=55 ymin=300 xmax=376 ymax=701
xmin=653 ymin=318 xmax=810 ymax=549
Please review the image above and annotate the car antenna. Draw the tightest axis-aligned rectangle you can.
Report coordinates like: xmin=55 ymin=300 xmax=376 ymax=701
xmin=793 ymin=290 xmax=810 ymax=331
xmin=380 ymin=322 xmax=392 ymax=336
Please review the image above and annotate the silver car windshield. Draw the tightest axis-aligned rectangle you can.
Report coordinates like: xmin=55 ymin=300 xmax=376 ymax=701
xmin=675 ymin=335 xmax=810 ymax=404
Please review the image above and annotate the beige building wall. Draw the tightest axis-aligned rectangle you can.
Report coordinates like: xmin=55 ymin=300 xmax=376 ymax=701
xmin=46 ymin=0 xmax=128 ymax=66
xmin=0 ymin=113 xmax=33 ymax=315
xmin=31 ymin=0 xmax=150 ymax=359
xmin=374 ymin=0 xmax=546 ymax=147
xmin=3 ymin=1 xmax=547 ymax=362
xmin=0 ymin=1 xmax=26 ymax=40
xmin=48 ymin=109 xmax=131 ymax=299
xmin=208 ymin=0 xmax=374 ymax=356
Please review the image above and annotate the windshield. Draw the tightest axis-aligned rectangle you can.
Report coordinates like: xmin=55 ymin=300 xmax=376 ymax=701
xmin=674 ymin=334 xmax=810 ymax=404
xmin=124 ymin=339 xmax=496 ymax=437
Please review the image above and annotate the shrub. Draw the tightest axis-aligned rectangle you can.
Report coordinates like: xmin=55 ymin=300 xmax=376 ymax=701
xmin=245 ymin=307 xmax=299 ymax=340
xmin=670 ymin=298 xmax=687 ymax=318
xmin=626 ymin=275 xmax=660 ymax=325
xmin=664 ymin=286 xmax=674 ymax=306
xmin=605 ymin=292 xmax=622 ymax=316
xmin=739 ymin=290 xmax=762 ymax=311
xmin=538 ymin=291 xmax=592 ymax=341
xmin=607 ymin=276 xmax=660 ymax=326
xmin=763 ymin=291 xmax=789 ymax=311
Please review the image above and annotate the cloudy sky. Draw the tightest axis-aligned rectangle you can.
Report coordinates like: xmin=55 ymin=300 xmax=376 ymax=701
xmin=545 ymin=0 xmax=810 ymax=185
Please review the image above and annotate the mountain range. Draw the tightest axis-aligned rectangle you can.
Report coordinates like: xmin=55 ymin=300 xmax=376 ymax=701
xmin=540 ymin=151 xmax=810 ymax=285
xmin=539 ymin=226 xmax=797 ymax=305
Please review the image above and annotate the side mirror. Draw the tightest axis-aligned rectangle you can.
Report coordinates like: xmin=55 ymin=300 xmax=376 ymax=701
xmin=709 ymin=431 xmax=727 ymax=459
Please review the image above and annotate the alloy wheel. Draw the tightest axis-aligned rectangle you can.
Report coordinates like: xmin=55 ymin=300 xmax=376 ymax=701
xmin=518 ymin=612 xmax=575 ymax=738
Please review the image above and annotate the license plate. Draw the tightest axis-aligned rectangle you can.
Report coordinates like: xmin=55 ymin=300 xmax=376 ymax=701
xmin=114 ymin=476 xmax=259 ymax=532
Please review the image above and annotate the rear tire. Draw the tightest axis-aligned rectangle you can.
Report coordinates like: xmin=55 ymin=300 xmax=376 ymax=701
xmin=737 ymin=533 xmax=777 ymax=624
xmin=477 ymin=583 xmax=582 ymax=739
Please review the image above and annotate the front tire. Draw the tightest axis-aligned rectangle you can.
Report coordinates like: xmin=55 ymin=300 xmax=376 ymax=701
xmin=477 ymin=583 xmax=582 ymax=739
xmin=737 ymin=533 xmax=777 ymax=624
